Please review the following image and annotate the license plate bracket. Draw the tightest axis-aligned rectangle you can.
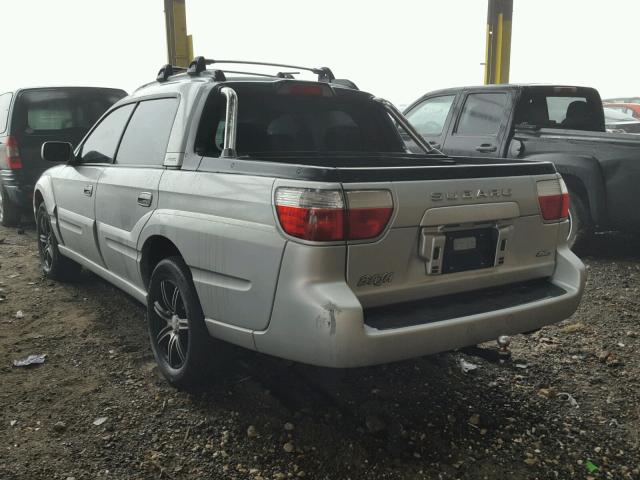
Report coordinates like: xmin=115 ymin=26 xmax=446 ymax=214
xmin=442 ymin=228 xmax=498 ymax=274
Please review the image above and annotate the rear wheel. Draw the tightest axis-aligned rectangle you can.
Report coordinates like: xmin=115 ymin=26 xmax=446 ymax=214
xmin=0 ymin=188 xmax=21 ymax=227
xmin=36 ymin=202 xmax=81 ymax=281
xmin=147 ymin=256 xmax=214 ymax=389
xmin=567 ymin=191 xmax=591 ymax=250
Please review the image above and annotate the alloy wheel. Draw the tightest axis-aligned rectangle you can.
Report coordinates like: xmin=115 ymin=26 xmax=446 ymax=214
xmin=151 ymin=279 xmax=190 ymax=369
xmin=38 ymin=211 xmax=54 ymax=271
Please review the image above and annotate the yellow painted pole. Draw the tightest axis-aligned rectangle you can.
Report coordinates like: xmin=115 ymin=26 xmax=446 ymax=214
xmin=484 ymin=0 xmax=512 ymax=84
xmin=164 ymin=0 xmax=192 ymax=67
xmin=495 ymin=13 xmax=503 ymax=83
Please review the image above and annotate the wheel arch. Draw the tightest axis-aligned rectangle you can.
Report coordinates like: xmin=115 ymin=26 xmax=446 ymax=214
xmin=33 ymin=189 xmax=44 ymax=206
xmin=33 ymin=174 xmax=57 ymax=218
xmin=561 ymin=174 xmax=591 ymax=226
xmin=139 ymin=234 xmax=185 ymax=290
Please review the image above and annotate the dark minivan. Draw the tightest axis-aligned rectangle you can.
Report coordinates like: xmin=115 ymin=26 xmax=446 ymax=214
xmin=0 ymin=87 xmax=127 ymax=225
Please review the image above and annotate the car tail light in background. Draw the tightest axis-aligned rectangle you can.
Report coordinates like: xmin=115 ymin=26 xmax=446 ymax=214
xmin=275 ymin=188 xmax=393 ymax=241
xmin=5 ymin=136 xmax=22 ymax=169
xmin=537 ymin=178 xmax=569 ymax=221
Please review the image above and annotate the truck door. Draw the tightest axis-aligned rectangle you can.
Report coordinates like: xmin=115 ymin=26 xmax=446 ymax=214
xmin=403 ymin=94 xmax=458 ymax=152
xmin=53 ymin=104 xmax=135 ymax=266
xmin=442 ymin=91 xmax=512 ymax=158
xmin=94 ymin=98 xmax=179 ymax=289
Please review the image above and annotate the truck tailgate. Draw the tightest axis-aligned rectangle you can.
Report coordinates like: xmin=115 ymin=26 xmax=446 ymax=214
xmin=345 ymin=173 xmax=565 ymax=308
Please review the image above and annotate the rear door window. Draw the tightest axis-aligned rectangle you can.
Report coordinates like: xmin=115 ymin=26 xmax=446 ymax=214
xmin=80 ymin=104 xmax=135 ymax=163
xmin=115 ymin=98 xmax=179 ymax=167
xmin=405 ymin=95 xmax=456 ymax=136
xmin=455 ymin=93 xmax=509 ymax=135
xmin=0 ymin=93 xmax=12 ymax=133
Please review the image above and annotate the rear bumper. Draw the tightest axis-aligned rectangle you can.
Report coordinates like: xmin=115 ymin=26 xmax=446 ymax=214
xmin=253 ymin=245 xmax=585 ymax=368
xmin=1 ymin=170 xmax=33 ymax=210
xmin=4 ymin=184 xmax=33 ymax=209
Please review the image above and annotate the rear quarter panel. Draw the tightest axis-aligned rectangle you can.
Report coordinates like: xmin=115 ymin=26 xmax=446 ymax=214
xmin=140 ymin=169 xmax=286 ymax=331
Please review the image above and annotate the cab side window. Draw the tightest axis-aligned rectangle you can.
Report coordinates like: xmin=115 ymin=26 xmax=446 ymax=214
xmin=405 ymin=95 xmax=456 ymax=137
xmin=455 ymin=93 xmax=508 ymax=136
xmin=80 ymin=104 xmax=135 ymax=163
xmin=115 ymin=98 xmax=179 ymax=167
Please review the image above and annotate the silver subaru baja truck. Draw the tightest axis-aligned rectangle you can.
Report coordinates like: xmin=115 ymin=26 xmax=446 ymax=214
xmin=34 ymin=57 xmax=585 ymax=388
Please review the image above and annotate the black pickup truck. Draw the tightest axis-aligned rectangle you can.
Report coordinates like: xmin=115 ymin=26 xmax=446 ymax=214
xmin=403 ymin=85 xmax=640 ymax=247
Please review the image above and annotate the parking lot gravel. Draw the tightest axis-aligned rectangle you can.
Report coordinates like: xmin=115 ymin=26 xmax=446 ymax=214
xmin=1 ymin=224 xmax=639 ymax=480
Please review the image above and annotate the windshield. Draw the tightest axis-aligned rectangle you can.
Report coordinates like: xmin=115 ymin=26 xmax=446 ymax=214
xmin=197 ymin=83 xmax=406 ymax=156
xmin=11 ymin=88 xmax=126 ymax=136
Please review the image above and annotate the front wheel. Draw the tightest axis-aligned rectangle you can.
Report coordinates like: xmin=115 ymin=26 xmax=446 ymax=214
xmin=36 ymin=202 xmax=81 ymax=281
xmin=147 ymin=257 xmax=214 ymax=389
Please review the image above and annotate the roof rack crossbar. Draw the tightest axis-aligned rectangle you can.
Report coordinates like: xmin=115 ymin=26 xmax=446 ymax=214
xmin=178 ymin=57 xmax=358 ymax=87
xmin=202 ymin=58 xmax=335 ymax=82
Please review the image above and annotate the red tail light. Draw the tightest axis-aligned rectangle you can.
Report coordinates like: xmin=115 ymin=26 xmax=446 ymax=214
xmin=537 ymin=178 xmax=569 ymax=221
xmin=345 ymin=190 xmax=394 ymax=240
xmin=275 ymin=189 xmax=345 ymax=241
xmin=5 ymin=136 xmax=22 ymax=169
xmin=275 ymin=188 xmax=393 ymax=241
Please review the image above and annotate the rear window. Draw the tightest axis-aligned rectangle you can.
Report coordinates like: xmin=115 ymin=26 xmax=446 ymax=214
xmin=196 ymin=84 xmax=405 ymax=156
xmin=515 ymin=90 xmax=605 ymax=131
xmin=11 ymin=88 xmax=126 ymax=136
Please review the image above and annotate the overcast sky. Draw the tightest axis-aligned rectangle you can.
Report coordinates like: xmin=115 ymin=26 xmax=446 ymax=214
xmin=2 ymin=0 xmax=638 ymax=106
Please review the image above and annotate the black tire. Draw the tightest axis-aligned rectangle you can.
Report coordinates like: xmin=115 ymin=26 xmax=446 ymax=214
xmin=0 ymin=187 xmax=21 ymax=227
xmin=36 ymin=202 xmax=82 ymax=281
xmin=567 ymin=190 xmax=591 ymax=250
xmin=147 ymin=256 xmax=214 ymax=389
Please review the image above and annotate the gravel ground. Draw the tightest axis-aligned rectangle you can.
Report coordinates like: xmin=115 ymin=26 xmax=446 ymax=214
xmin=0 ymin=224 xmax=639 ymax=480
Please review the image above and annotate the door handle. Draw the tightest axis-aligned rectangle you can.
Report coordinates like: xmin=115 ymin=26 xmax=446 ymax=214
xmin=83 ymin=184 xmax=93 ymax=196
xmin=476 ymin=143 xmax=497 ymax=153
xmin=137 ymin=192 xmax=153 ymax=207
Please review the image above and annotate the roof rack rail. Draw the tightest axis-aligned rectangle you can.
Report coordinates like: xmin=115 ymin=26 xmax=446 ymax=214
xmin=186 ymin=57 xmax=227 ymax=81
xmin=157 ymin=64 xmax=187 ymax=82
xmin=331 ymin=79 xmax=359 ymax=90
xmin=277 ymin=72 xmax=298 ymax=79
xmin=187 ymin=56 xmax=336 ymax=82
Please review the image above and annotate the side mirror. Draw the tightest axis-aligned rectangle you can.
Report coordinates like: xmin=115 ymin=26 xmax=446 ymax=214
xmin=41 ymin=141 xmax=74 ymax=163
